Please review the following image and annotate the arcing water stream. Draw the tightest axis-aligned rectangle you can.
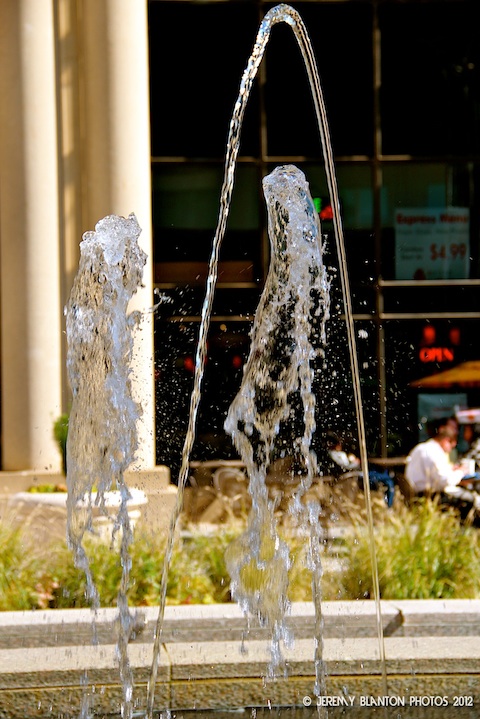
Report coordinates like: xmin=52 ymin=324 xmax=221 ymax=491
xmin=65 ymin=4 xmax=386 ymax=718
xmin=146 ymin=4 xmax=387 ymax=714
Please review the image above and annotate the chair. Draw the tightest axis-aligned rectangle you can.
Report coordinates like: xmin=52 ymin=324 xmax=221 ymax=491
xmin=396 ymin=473 xmax=417 ymax=506
xmin=213 ymin=466 xmax=248 ymax=496
xmin=212 ymin=466 xmax=251 ymax=518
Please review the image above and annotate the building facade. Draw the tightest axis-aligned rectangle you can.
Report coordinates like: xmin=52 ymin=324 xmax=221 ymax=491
xmin=150 ymin=0 xmax=480 ymax=474
xmin=1 ymin=0 xmax=479 ymax=475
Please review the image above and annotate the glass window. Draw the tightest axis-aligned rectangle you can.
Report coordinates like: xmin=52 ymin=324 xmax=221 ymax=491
xmin=380 ymin=2 xmax=480 ymax=156
xmin=299 ymin=164 xmax=376 ymax=314
xmin=380 ymin=162 xmax=480 ymax=281
xmin=265 ymin=2 xmax=374 ymax=157
xmin=306 ymin=164 xmax=373 ymax=230
xmin=384 ymin=319 xmax=480 ymax=453
xmin=381 ymin=283 xmax=480 ymax=316
xmin=149 ymin=2 xmax=260 ymax=157
xmin=155 ymin=316 xmax=253 ymax=474
xmin=152 ymin=163 xmax=261 ymax=283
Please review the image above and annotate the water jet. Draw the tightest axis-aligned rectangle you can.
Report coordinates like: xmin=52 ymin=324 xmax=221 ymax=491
xmin=1 ymin=4 xmax=479 ymax=718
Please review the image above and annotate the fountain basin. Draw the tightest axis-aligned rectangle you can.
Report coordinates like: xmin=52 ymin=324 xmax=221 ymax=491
xmin=0 ymin=600 xmax=479 ymax=717
xmin=11 ymin=488 xmax=148 ymax=541
xmin=0 ymin=467 xmax=176 ymax=543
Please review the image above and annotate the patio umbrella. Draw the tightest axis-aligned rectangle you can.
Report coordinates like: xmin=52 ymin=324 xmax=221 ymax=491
xmin=410 ymin=361 xmax=480 ymax=389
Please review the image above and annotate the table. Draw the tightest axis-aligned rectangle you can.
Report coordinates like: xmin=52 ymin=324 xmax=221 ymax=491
xmin=189 ymin=459 xmax=245 ymax=470
xmin=368 ymin=456 xmax=408 ymax=468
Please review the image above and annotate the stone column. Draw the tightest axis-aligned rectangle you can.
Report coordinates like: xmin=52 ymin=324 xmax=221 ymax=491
xmin=79 ymin=0 xmax=155 ymax=468
xmin=0 ymin=0 xmax=63 ymax=471
xmin=56 ymin=0 xmax=85 ymax=403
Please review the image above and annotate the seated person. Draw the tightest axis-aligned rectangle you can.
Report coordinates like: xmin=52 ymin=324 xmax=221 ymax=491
xmin=325 ymin=432 xmax=395 ymax=508
xmin=405 ymin=419 xmax=480 ymax=512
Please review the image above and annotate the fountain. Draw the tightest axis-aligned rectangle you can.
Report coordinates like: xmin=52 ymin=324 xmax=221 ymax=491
xmin=0 ymin=4 xmax=480 ymax=719
xmin=223 ymin=164 xmax=330 ymax=690
xmin=65 ymin=213 xmax=149 ymax=716
xmin=143 ymin=5 xmax=385 ymax=715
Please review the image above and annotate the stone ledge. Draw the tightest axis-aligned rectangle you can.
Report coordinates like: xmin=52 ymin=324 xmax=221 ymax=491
xmin=2 ymin=600 xmax=480 ymax=649
xmin=0 ymin=465 xmax=171 ymax=494
xmin=0 ymin=465 xmax=176 ymax=538
xmin=0 ymin=601 xmax=479 ymax=715
xmin=0 ymin=601 xmax=400 ymax=650
xmin=0 ymin=470 xmax=64 ymax=494
xmin=0 ymin=636 xmax=479 ymax=715
xmin=0 ymin=643 xmax=169 ymax=689
xmin=392 ymin=598 xmax=480 ymax=624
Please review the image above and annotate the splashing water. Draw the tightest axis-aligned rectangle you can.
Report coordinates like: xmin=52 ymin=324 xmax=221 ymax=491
xmin=224 ymin=165 xmax=330 ymax=674
xmin=65 ymin=213 xmax=146 ymax=719
xmin=146 ymin=4 xmax=386 ymax=713
xmin=64 ymin=3 xmax=387 ymax=716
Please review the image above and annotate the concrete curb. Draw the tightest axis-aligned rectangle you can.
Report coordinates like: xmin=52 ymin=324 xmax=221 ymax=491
xmin=0 ymin=600 xmax=479 ymax=716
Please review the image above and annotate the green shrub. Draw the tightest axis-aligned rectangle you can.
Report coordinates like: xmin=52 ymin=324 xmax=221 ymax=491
xmin=48 ymin=528 xmax=239 ymax=609
xmin=167 ymin=530 xmax=235 ymax=604
xmin=53 ymin=413 xmax=69 ymax=475
xmin=0 ymin=520 xmax=315 ymax=610
xmin=3 ymin=498 xmax=480 ymax=611
xmin=0 ymin=519 xmax=60 ymax=610
xmin=341 ymin=497 xmax=480 ymax=600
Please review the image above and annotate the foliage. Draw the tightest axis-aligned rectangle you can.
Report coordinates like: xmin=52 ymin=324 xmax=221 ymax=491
xmin=31 ymin=528 xmax=239 ymax=609
xmin=2 ymin=498 xmax=480 ymax=611
xmin=53 ymin=413 xmax=69 ymax=475
xmin=0 ymin=518 xmax=60 ymax=610
xmin=166 ymin=530 xmax=235 ymax=605
xmin=342 ymin=497 xmax=480 ymax=600
xmin=27 ymin=483 xmax=67 ymax=493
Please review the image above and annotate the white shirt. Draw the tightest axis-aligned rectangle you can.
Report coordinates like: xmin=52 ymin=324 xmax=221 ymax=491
xmin=329 ymin=449 xmax=360 ymax=472
xmin=405 ymin=438 xmax=464 ymax=493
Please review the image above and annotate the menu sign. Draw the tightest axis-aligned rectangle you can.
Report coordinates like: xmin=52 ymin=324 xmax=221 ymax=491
xmin=394 ymin=208 xmax=470 ymax=280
